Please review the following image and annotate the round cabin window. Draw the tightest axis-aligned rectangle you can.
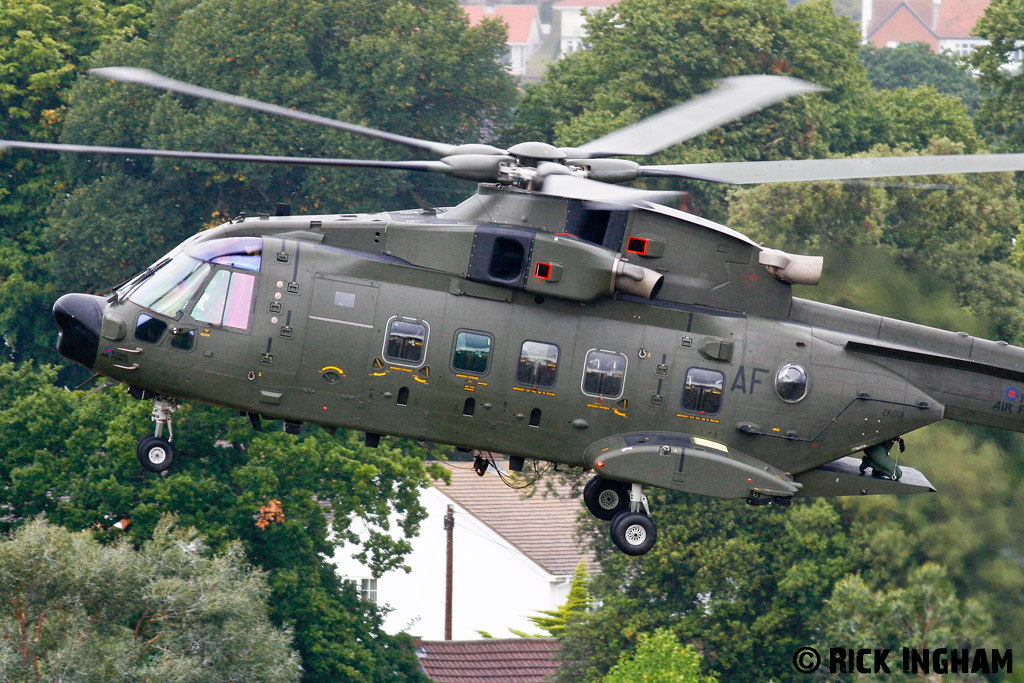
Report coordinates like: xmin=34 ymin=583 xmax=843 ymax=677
xmin=775 ymin=363 xmax=808 ymax=403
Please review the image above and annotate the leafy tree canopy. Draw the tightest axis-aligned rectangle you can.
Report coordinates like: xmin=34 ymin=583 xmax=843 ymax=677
xmin=970 ymin=0 xmax=1024 ymax=149
xmin=0 ymin=363 xmax=443 ymax=681
xmin=600 ymin=629 xmax=717 ymax=683
xmin=49 ymin=0 xmax=518 ymax=294
xmin=0 ymin=517 xmax=300 ymax=682
xmin=860 ymin=42 xmax=980 ymax=109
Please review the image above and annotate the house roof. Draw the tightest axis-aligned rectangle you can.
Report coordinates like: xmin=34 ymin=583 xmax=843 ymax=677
xmin=552 ymin=0 xmax=619 ymax=9
xmin=418 ymin=638 xmax=560 ymax=683
xmin=867 ymin=0 xmax=989 ymax=40
xmin=463 ymin=5 xmax=539 ymax=45
xmin=435 ymin=461 xmax=592 ymax=576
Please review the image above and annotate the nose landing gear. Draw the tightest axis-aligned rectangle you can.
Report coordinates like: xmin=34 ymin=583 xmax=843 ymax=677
xmin=137 ymin=397 xmax=177 ymax=473
xmin=584 ymin=475 xmax=658 ymax=556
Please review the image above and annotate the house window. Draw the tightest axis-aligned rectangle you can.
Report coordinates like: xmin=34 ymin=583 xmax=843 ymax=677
xmin=516 ymin=340 xmax=559 ymax=388
xmin=682 ymin=367 xmax=724 ymax=415
xmin=581 ymin=349 xmax=627 ymax=399
xmin=452 ymin=331 xmax=493 ymax=375
xmin=346 ymin=577 xmax=377 ymax=603
xmin=384 ymin=317 xmax=428 ymax=365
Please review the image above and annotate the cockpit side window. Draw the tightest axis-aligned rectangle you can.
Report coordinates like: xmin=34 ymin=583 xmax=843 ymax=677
xmin=190 ymin=270 xmax=256 ymax=330
xmin=129 ymin=258 xmax=211 ymax=318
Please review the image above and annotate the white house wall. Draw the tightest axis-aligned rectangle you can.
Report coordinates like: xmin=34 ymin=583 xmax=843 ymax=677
xmin=331 ymin=486 xmax=571 ymax=640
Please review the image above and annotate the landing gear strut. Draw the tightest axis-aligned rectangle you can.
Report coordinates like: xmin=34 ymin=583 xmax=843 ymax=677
xmin=859 ymin=437 xmax=904 ymax=480
xmin=585 ymin=475 xmax=658 ymax=556
xmin=137 ymin=398 xmax=177 ymax=473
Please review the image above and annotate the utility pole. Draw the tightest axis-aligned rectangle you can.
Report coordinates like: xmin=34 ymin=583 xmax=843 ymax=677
xmin=444 ymin=504 xmax=454 ymax=640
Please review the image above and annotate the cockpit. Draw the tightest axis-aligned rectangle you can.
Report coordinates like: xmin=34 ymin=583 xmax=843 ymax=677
xmin=120 ymin=237 xmax=262 ymax=338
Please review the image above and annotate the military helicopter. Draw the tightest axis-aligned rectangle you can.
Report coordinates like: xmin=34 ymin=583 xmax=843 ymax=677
xmin=8 ymin=67 xmax=1024 ymax=556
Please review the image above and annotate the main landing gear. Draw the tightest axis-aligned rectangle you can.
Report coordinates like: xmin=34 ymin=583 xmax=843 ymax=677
xmin=137 ymin=397 xmax=177 ymax=473
xmin=584 ymin=475 xmax=657 ymax=556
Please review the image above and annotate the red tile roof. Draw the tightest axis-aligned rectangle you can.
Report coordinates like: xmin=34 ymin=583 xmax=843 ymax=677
xmin=418 ymin=638 xmax=560 ymax=683
xmin=867 ymin=0 xmax=990 ymax=42
xmin=463 ymin=5 xmax=539 ymax=45
xmin=436 ymin=461 xmax=593 ymax=576
xmin=552 ymin=0 xmax=619 ymax=8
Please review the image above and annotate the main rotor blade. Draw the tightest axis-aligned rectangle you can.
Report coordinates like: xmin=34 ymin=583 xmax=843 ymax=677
xmin=570 ymin=75 xmax=825 ymax=158
xmin=639 ymin=153 xmax=1024 ymax=184
xmin=541 ymin=174 xmax=678 ymax=205
xmin=89 ymin=67 xmax=458 ymax=157
xmin=0 ymin=139 xmax=449 ymax=172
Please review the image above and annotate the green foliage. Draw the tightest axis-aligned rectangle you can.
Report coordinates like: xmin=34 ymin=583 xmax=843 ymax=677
xmin=860 ymin=42 xmax=979 ymax=110
xmin=0 ymin=517 xmax=299 ymax=681
xmin=0 ymin=365 xmax=438 ymax=681
xmin=50 ymin=0 xmax=517 ymax=294
xmin=821 ymin=565 xmax=992 ymax=681
xmin=728 ymin=138 xmax=1024 ymax=342
xmin=556 ymin=498 xmax=859 ymax=681
xmin=0 ymin=0 xmax=146 ymax=363
xmin=970 ymin=0 xmax=1024 ymax=149
xmin=514 ymin=560 xmax=591 ymax=637
xmin=600 ymin=629 xmax=717 ymax=683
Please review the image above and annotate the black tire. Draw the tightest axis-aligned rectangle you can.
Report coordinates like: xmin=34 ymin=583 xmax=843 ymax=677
xmin=609 ymin=510 xmax=657 ymax=556
xmin=137 ymin=436 xmax=174 ymax=473
xmin=583 ymin=476 xmax=629 ymax=521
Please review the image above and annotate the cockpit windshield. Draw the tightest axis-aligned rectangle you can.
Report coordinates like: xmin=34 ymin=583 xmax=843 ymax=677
xmin=126 ymin=237 xmax=262 ymax=319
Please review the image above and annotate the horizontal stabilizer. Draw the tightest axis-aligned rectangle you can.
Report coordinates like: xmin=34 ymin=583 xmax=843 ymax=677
xmin=794 ymin=456 xmax=935 ymax=497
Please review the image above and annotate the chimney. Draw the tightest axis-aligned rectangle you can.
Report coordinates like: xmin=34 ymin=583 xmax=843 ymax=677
xmin=932 ymin=0 xmax=942 ymax=32
xmin=861 ymin=0 xmax=873 ymax=43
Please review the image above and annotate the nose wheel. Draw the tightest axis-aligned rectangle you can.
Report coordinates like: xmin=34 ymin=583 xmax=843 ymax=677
xmin=585 ymin=475 xmax=657 ymax=556
xmin=137 ymin=398 xmax=177 ymax=473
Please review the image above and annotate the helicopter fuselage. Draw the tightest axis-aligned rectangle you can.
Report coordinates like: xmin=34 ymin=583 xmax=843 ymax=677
xmin=59 ymin=187 xmax=1024 ymax=503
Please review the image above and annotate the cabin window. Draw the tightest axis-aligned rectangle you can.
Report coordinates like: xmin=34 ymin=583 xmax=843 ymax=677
xmin=516 ymin=340 xmax=559 ymax=388
xmin=134 ymin=313 xmax=167 ymax=344
xmin=775 ymin=363 xmax=809 ymax=403
xmin=129 ymin=257 xmax=211 ymax=318
xmin=682 ymin=367 xmax=724 ymax=415
xmin=452 ymin=331 xmax=493 ymax=375
xmin=384 ymin=318 xmax=428 ymax=365
xmin=190 ymin=270 xmax=256 ymax=330
xmin=582 ymin=349 xmax=627 ymax=399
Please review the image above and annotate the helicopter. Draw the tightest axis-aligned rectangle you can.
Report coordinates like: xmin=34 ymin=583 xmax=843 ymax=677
xmin=7 ymin=67 xmax=1024 ymax=556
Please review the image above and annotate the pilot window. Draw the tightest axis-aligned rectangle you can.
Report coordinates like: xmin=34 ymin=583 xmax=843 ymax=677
xmin=682 ymin=367 xmax=725 ymax=415
xmin=582 ymin=349 xmax=627 ymax=399
xmin=516 ymin=340 xmax=559 ymax=387
xmin=385 ymin=319 xmax=428 ymax=364
xmin=452 ymin=331 xmax=493 ymax=374
xmin=129 ymin=258 xmax=211 ymax=318
xmin=190 ymin=270 xmax=256 ymax=330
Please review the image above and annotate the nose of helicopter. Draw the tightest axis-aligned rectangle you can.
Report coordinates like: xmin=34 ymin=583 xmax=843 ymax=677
xmin=53 ymin=293 xmax=107 ymax=369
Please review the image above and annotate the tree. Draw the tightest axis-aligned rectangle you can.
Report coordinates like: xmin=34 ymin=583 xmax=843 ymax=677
xmin=554 ymin=499 xmax=860 ymax=682
xmin=0 ymin=517 xmax=300 ymax=682
xmin=0 ymin=363 xmax=443 ymax=681
xmin=47 ymin=0 xmax=517 ymax=294
xmin=821 ymin=565 xmax=992 ymax=682
xmin=860 ymin=42 xmax=979 ymax=110
xmin=970 ymin=0 xmax=1024 ymax=149
xmin=600 ymin=629 xmax=717 ymax=683
xmin=513 ymin=560 xmax=591 ymax=637
xmin=0 ymin=0 xmax=147 ymax=364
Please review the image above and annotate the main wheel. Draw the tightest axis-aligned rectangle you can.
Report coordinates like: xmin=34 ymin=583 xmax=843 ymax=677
xmin=137 ymin=436 xmax=174 ymax=473
xmin=583 ymin=475 xmax=630 ymax=521
xmin=610 ymin=510 xmax=657 ymax=556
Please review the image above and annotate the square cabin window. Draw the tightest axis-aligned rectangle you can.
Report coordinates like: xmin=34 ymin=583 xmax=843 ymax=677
xmin=385 ymin=318 xmax=428 ymax=365
xmin=452 ymin=331 xmax=493 ymax=375
xmin=582 ymin=349 xmax=627 ymax=399
xmin=516 ymin=340 xmax=559 ymax=388
xmin=682 ymin=367 xmax=725 ymax=415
